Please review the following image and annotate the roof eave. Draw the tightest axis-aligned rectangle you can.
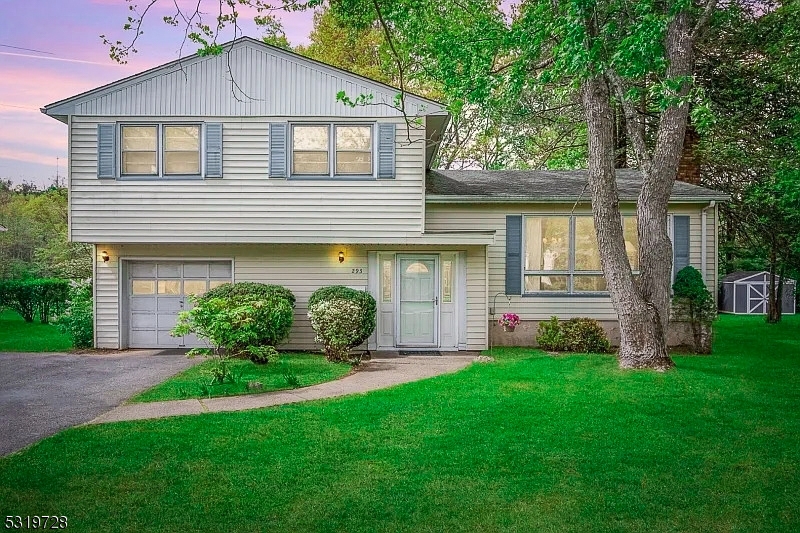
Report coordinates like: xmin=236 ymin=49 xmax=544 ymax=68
xmin=425 ymin=194 xmax=730 ymax=203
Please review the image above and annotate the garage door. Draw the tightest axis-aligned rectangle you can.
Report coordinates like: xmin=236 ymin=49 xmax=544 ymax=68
xmin=127 ymin=261 xmax=232 ymax=348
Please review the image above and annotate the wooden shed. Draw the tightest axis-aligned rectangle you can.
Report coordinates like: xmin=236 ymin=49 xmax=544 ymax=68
xmin=719 ymin=271 xmax=796 ymax=315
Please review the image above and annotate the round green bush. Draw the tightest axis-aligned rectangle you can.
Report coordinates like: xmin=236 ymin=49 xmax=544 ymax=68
xmin=562 ymin=318 xmax=611 ymax=353
xmin=536 ymin=316 xmax=611 ymax=353
xmin=202 ymin=282 xmax=296 ymax=308
xmin=308 ymin=285 xmax=376 ymax=362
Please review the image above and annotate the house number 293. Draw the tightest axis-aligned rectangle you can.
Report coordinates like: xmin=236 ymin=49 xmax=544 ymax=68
xmin=351 ymin=268 xmax=363 ymax=274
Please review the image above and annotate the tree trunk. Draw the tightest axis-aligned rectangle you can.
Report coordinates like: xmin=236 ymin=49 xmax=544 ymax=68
xmin=767 ymin=254 xmax=784 ymax=323
xmin=580 ymin=76 xmax=674 ymax=371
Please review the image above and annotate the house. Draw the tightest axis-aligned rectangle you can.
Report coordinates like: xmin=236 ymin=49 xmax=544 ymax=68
xmin=720 ymin=271 xmax=796 ymax=315
xmin=41 ymin=37 xmax=727 ymax=351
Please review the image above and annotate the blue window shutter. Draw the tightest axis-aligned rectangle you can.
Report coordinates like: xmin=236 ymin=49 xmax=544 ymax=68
xmin=205 ymin=123 xmax=223 ymax=178
xmin=269 ymin=123 xmax=288 ymax=178
xmin=673 ymin=215 xmax=691 ymax=280
xmin=505 ymin=215 xmax=523 ymax=295
xmin=97 ymin=123 xmax=116 ymax=179
xmin=377 ymin=123 xmax=396 ymax=179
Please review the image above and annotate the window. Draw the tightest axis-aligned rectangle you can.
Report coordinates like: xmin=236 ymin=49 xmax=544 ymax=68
xmin=335 ymin=125 xmax=372 ymax=174
xmin=120 ymin=124 xmax=201 ymax=177
xmin=163 ymin=125 xmax=200 ymax=175
xmin=290 ymin=124 xmax=374 ymax=176
xmin=121 ymin=126 xmax=157 ymax=175
xmin=524 ymin=215 xmax=638 ymax=294
xmin=292 ymin=125 xmax=329 ymax=175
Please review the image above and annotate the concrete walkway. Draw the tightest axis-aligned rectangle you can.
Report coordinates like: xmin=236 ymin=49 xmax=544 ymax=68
xmin=90 ymin=353 xmax=477 ymax=424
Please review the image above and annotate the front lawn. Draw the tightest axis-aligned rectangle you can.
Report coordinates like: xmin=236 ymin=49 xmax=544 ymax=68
xmin=130 ymin=354 xmax=352 ymax=402
xmin=1 ymin=314 xmax=798 ymax=532
xmin=0 ymin=309 xmax=72 ymax=352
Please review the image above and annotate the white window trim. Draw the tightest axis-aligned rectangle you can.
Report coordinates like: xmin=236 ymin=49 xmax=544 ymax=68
xmin=290 ymin=122 xmax=375 ymax=179
xmin=522 ymin=213 xmax=639 ymax=295
xmin=118 ymin=123 xmax=204 ymax=180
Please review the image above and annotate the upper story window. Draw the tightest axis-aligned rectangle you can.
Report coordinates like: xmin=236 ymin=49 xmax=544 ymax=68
xmin=120 ymin=124 xmax=201 ymax=177
xmin=164 ymin=125 xmax=201 ymax=175
xmin=524 ymin=215 xmax=638 ymax=294
xmin=121 ymin=126 xmax=158 ymax=175
xmin=291 ymin=124 xmax=373 ymax=177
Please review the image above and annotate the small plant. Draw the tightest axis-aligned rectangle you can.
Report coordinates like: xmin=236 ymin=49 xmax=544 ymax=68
xmin=561 ymin=318 xmax=611 ymax=353
xmin=498 ymin=313 xmax=520 ymax=329
xmin=248 ymin=345 xmax=278 ymax=364
xmin=536 ymin=316 xmax=611 ymax=353
xmin=672 ymin=266 xmax=716 ymax=354
xmin=308 ymin=286 xmax=376 ymax=362
xmin=283 ymin=370 xmax=301 ymax=389
xmin=57 ymin=280 xmax=93 ymax=348
xmin=536 ymin=316 xmax=565 ymax=351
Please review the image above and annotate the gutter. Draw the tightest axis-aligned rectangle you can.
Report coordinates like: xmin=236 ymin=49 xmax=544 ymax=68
xmin=425 ymin=195 xmax=731 ymax=204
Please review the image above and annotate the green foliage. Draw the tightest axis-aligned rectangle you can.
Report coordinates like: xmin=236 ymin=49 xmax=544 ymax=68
xmin=0 ymin=185 xmax=91 ymax=280
xmin=248 ymin=345 xmax=279 ymax=365
xmin=561 ymin=318 xmax=612 ymax=354
xmin=57 ymin=281 xmax=93 ymax=349
xmin=308 ymin=286 xmax=377 ymax=362
xmin=173 ymin=292 xmax=294 ymax=362
xmin=536 ymin=316 xmax=565 ymax=351
xmin=536 ymin=316 xmax=611 ymax=353
xmin=672 ymin=266 xmax=716 ymax=354
xmin=0 ymin=278 xmax=70 ymax=324
xmin=202 ymin=281 xmax=296 ymax=310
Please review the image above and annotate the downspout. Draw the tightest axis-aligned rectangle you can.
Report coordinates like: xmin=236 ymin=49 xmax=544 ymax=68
xmin=701 ymin=200 xmax=716 ymax=283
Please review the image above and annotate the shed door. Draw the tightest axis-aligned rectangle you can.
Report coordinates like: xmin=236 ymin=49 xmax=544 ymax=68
xmin=127 ymin=261 xmax=232 ymax=348
xmin=747 ymin=283 xmax=767 ymax=314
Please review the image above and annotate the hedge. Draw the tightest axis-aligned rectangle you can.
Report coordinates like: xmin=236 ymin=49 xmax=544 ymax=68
xmin=0 ymin=278 xmax=70 ymax=323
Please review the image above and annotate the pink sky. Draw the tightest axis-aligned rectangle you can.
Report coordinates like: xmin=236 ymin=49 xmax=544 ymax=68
xmin=0 ymin=0 xmax=315 ymax=187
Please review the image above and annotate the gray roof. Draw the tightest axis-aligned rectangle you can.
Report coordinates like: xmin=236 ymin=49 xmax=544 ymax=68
xmin=426 ymin=169 xmax=728 ymax=202
xmin=722 ymin=271 xmax=796 ymax=283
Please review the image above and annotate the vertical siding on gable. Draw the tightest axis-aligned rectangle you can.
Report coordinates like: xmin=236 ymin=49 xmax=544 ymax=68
xmin=425 ymin=202 xmax=718 ymax=322
xmin=69 ymin=116 xmax=425 ymax=243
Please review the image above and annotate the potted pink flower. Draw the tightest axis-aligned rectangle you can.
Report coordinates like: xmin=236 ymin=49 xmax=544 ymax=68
xmin=498 ymin=312 xmax=520 ymax=332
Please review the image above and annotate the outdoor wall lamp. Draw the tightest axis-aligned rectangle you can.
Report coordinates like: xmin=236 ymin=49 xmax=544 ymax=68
xmin=338 ymin=250 xmax=345 ymax=263
xmin=100 ymin=250 xmax=110 ymax=263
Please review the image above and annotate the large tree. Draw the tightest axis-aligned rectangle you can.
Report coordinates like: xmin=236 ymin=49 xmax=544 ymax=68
xmin=106 ymin=0 xmax=725 ymax=370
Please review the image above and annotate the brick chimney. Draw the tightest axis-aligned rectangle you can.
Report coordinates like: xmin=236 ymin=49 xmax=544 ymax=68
xmin=677 ymin=123 xmax=701 ymax=185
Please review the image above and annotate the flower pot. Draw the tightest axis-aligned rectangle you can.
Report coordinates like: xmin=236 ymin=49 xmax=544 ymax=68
xmin=502 ymin=325 xmax=516 ymax=332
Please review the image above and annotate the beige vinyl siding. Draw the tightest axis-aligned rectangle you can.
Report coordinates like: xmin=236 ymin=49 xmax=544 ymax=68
xmin=70 ymin=116 xmax=425 ymax=243
xmin=425 ymin=202 xmax=718 ymax=322
xmin=94 ymin=243 xmax=487 ymax=350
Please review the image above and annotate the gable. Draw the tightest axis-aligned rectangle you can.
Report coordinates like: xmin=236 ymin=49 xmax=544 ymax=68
xmin=43 ymin=37 xmax=445 ymax=120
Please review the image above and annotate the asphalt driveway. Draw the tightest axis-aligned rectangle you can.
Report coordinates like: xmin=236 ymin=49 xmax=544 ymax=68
xmin=0 ymin=350 xmax=199 ymax=456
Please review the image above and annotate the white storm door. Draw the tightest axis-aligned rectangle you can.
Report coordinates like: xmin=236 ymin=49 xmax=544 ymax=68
xmin=397 ymin=255 xmax=439 ymax=347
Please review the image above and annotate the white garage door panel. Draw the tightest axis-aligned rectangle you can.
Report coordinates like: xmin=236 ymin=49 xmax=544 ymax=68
xmin=126 ymin=260 xmax=232 ymax=348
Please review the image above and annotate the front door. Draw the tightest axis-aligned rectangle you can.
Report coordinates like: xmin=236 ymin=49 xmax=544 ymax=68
xmin=397 ymin=255 xmax=439 ymax=347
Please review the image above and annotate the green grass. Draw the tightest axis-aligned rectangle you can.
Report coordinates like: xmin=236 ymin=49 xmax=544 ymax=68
xmin=0 ymin=309 xmax=72 ymax=352
xmin=130 ymin=354 xmax=352 ymax=403
xmin=1 ymin=314 xmax=799 ymax=532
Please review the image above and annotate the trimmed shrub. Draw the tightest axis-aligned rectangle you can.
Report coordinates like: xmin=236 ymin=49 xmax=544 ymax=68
xmin=0 ymin=278 xmax=70 ymax=323
xmin=202 ymin=282 xmax=296 ymax=309
xmin=672 ymin=266 xmax=716 ymax=354
xmin=561 ymin=318 xmax=611 ymax=353
xmin=308 ymin=285 xmax=376 ymax=362
xmin=199 ymin=282 xmax=296 ymax=350
xmin=536 ymin=316 xmax=611 ymax=353
xmin=172 ymin=294 xmax=294 ymax=372
xmin=57 ymin=280 xmax=93 ymax=348
xmin=536 ymin=316 xmax=565 ymax=351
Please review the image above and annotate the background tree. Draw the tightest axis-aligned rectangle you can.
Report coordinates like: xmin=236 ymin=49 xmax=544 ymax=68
xmin=697 ymin=0 xmax=800 ymax=322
